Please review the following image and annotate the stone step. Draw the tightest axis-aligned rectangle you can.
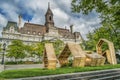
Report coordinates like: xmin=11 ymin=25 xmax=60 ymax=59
xmin=62 ymin=71 xmax=120 ymax=80
xmin=91 ymin=74 xmax=120 ymax=80
xmin=15 ymin=68 xmax=120 ymax=80
xmin=60 ymin=70 xmax=120 ymax=80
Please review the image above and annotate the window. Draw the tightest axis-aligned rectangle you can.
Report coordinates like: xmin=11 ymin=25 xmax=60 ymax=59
xmin=33 ymin=31 xmax=36 ymax=34
xmin=38 ymin=32 xmax=41 ymax=35
xmin=10 ymin=26 xmax=14 ymax=33
xmin=28 ymin=31 xmax=30 ymax=34
xmin=49 ymin=16 xmax=51 ymax=21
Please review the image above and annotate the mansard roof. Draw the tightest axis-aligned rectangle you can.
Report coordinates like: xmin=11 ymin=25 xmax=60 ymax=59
xmin=19 ymin=23 xmax=46 ymax=35
xmin=3 ymin=21 xmax=18 ymax=31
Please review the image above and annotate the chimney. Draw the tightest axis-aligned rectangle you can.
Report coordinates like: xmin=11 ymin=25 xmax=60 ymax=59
xmin=18 ymin=15 xmax=22 ymax=28
xmin=65 ymin=26 xmax=66 ymax=29
xmin=70 ymin=24 xmax=73 ymax=34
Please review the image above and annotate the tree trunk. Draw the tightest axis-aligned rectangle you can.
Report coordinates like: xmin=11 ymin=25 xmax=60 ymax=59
xmin=14 ymin=58 xmax=16 ymax=63
xmin=39 ymin=55 xmax=41 ymax=63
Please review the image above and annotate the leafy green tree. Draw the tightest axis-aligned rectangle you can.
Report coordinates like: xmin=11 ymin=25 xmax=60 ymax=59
xmin=0 ymin=44 xmax=2 ymax=52
xmin=6 ymin=40 xmax=26 ymax=63
xmin=24 ymin=44 xmax=35 ymax=57
xmin=33 ymin=42 xmax=44 ymax=62
xmin=71 ymin=0 xmax=120 ymax=51
xmin=0 ymin=44 xmax=2 ymax=60
xmin=53 ymin=39 xmax=64 ymax=55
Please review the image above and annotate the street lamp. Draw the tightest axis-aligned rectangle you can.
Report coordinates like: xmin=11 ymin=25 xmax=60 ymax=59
xmin=1 ymin=43 xmax=6 ymax=65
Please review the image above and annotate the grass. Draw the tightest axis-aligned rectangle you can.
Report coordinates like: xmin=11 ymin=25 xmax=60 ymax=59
xmin=0 ymin=64 xmax=120 ymax=79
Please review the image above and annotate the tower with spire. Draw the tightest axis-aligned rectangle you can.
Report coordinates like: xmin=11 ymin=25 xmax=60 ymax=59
xmin=45 ymin=2 xmax=54 ymax=32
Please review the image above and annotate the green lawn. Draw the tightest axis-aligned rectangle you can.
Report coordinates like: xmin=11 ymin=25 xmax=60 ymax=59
xmin=0 ymin=64 xmax=120 ymax=79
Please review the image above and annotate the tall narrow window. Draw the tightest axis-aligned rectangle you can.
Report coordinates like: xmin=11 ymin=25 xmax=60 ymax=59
xmin=49 ymin=16 xmax=51 ymax=21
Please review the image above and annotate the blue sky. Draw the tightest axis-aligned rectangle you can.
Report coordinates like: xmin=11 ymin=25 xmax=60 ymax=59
xmin=0 ymin=0 xmax=101 ymax=39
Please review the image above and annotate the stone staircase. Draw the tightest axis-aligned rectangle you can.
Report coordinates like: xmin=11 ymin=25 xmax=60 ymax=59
xmin=15 ymin=68 xmax=120 ymax=80
xmin=63 ymin=71 xmax=120 ymax=80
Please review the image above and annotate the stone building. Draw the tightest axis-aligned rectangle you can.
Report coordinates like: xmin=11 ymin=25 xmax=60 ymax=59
xmin=0 ymin=3 xmax=83 ymax=46
xmin=0 ymin=3 xmax=83 ymax=62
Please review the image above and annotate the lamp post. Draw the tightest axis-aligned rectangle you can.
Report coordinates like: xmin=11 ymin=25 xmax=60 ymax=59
xmin=1 ymin=43 xmax=6 ymax=65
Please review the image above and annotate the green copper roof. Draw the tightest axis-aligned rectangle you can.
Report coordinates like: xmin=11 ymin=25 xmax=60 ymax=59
xmin=4 ymin=21 xmax=18 ymax=31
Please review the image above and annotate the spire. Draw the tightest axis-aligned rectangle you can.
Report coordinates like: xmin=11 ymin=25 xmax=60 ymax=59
xmin=48 ymin=2 xmax=50 ymax=9
xmin=45 ymin=2 xmax=54 ymax=30
xmin=46 ymin=2 xmax=53 ymax=15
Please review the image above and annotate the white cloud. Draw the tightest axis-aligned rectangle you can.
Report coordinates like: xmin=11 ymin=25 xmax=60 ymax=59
xmin=0 ymin=14 xmax=7 ymax=27
xmin=0 ymin=2 xmax=19 ymax=21
xmin=0 ymin=14 xmax=7 ymax=36
xmin=53 ymin=8 xmax=69 ymax=21
xmin=0 ymin=0 xmax=101 ymax=40
xmin=53 ymin=8 xmax=70 ymax=27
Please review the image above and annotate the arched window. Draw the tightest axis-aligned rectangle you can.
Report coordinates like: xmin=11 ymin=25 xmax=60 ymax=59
xmin=49 ymin=16 xmax=51 ymax=21
xmin=33 ymin=31 xmax=36 ymax=34
xmin=28 ymin=31 xmax=30 ymax=34
xmin=38 ymin=32 xmax=41 ymax=35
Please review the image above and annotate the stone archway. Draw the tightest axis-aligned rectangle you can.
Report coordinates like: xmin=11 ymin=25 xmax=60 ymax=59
xmin=96 ymin=39 xmax=117 ymax=65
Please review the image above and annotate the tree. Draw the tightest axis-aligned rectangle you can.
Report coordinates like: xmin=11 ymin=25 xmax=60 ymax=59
xmin=0 ymin=44 xmax=2 ymax=60
xmin=84 ymin=26 xmax=112 ymax=51
xmin=71 ymin=0 xmax=120 ymax=51
xmin=0 ymin=43 xmax=1 ymax=51
xmin=53 ymin=39 xmax=64 ymax=55
xmin=24 ymin=44 xmax=34 ymax=57
xmin=6 ymin=40 xmax=26 ymax=63
xmin=32 ymin=42 xmax=44 ymax=62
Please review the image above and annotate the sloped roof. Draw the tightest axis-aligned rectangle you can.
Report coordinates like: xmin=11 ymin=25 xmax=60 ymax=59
xmin=57 ymin=28 xmax=75 ymax=39
xmin=45 ymin=5 xmax=53 ymax=16
xmin=44 ymin=43 xmax=57 ymax=60
xmin=3 ymin=21 xmax=18 ymax=31
xmin=19 ymin=23 xmax=46 ymax=35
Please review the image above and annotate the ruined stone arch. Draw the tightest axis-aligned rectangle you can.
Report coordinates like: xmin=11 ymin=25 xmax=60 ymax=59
xmin=96 ymin=38 xmax=117 ymax=65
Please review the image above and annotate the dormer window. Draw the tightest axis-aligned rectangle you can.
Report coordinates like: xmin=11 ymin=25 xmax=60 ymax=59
xmin=28 ymin=31 xmax=30 ymax=34
xmin=10 ymin=26 xmax=14 ymax=33
xmin=38 ymin=32 xmax=41 ymax=35
xmin=33 ymin=31 xmax=36 ymax=34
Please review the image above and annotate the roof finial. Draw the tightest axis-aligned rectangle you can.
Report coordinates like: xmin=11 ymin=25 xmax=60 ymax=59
xmin=48 ymin=2 xmax=50 ymax=8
